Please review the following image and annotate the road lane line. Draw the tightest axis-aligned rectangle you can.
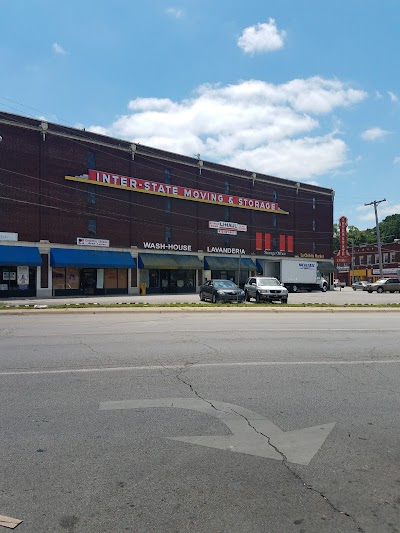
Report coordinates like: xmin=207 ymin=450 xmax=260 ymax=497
xmin=0 ymin=358 xmax=400 ymax=376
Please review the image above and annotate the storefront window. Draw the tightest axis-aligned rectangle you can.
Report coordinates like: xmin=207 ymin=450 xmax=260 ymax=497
xmin=147 ymin=269 xmax=195 ymax=292
xmin=66 ymin=268 xmax=80 ymax=289
xmin=0 ymin=266 xmax=36 ymax=296
xmin=52 ymin=267 xmax=66 ymax=290
xmin=170 ymin=269 xmax=194 ymax=289
xmin=211 ymin=270 xmax=236 ymax=281
xmin=149 ymin=269 xmax=160 ymax=288
xmin=104 ymin=269 xmax=118 ymax=289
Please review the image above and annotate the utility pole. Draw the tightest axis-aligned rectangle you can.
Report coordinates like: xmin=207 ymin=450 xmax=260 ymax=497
xmin=237 ymin=250 xmax=242 ymax=303
xmin=364 ymin=199 xmax=386 ymax=279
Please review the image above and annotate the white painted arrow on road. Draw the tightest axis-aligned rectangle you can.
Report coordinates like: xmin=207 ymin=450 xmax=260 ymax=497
xmin=100 ymin=398 xmax=335 ymax=465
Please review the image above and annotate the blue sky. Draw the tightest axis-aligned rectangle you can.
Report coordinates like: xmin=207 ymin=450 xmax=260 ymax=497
xmin=1 ymin=0 xmax=399 ymax=230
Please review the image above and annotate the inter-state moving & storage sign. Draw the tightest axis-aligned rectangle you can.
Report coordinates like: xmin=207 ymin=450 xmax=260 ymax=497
xmin=65 ymin=170 xmax=288 ymax=215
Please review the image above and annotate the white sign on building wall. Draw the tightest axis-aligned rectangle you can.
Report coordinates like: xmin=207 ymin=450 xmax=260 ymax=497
xmin=372 ymin=268 xmax=400 ymax=275
xmin=77 ymin=238 xmax=110 ymax=247
xmin=0 ymin=232 xmax=18 ymax=241
xmin=208 ymin=221 xmax=247 ymax=236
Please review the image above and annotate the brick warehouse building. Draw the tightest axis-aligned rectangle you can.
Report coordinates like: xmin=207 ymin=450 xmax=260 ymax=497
xmin=0 ymin=111 xmax=335 ymax=298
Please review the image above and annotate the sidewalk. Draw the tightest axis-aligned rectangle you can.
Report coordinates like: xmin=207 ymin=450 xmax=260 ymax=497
xmin=0 ymin=293 xmax=200 ymax=307
xmin=1 ymin=287 xmax=400 ymax=309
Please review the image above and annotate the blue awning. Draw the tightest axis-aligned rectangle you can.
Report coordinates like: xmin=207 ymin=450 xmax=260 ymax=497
xmin=256 ymin=259 xmax=264 ymax=272
xmin=50 ymin=248 xmax=136 ymax=268
xmin=204 ymin=256 xmax=257 ymax=270
xmin=0 ymin=245 xmax=42 ymax=266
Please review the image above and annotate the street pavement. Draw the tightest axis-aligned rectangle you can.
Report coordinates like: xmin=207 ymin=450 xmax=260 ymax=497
xmin=1 ymin=286 xmax=400 ymax=307
xmin=0 ymin=312 xmax=399 ymax=532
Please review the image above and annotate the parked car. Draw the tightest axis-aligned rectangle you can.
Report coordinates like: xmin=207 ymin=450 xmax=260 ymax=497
xmin=199 ymin=280 xmax=245 ymax=303
xmin=352 ymin=281 xmax=371 ymax=291
xmin=367 ymin=278 xmax=400 ymax=293
xmin=244 ymin=277 xmax=288 ymax=303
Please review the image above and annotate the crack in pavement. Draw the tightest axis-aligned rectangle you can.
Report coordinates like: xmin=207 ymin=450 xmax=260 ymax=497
xmin=173 ymin=368 xmax=366 ymax=533
xmin=230 ymin=408 xmax=366 ymax=533
xmin=363 ymin=364 xmax=400 ymax=394
xmin=330 ymin=364 xmax=400 ymax=395
xmin=78 ymin=338 xmax=100 ymax=355
xmin=175 ymin=364 xmax=219 ymax=412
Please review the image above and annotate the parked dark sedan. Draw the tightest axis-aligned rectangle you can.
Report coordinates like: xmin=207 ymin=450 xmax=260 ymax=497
xmin=199 ymin=280 xmax=245 ymax=303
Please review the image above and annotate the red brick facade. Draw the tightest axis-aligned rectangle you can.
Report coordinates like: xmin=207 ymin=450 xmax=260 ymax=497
xmin=0 ymin=111 xmax=334 ymax=259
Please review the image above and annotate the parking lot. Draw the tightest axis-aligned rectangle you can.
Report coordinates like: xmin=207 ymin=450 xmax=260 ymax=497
xmin=1 ymin=286 xmax=400 ymax=307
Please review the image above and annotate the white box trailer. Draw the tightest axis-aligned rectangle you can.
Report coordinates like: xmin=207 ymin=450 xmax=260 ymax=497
xmin=263 ymin=260 xmax=328 ymax=293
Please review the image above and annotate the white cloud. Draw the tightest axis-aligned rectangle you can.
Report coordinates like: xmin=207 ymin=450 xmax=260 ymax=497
xmin=224 ymin=134 xmax=347 ymax=179
xmin=388 ymin=91 xmax=398 ymax=103
xmin=165 ymin=7 xmax=184 ymax=18
xmin=357 ymin=203 xmax=400 ymax=223
xmin=360 ymin=127 xmax=390 ymax=141
xmin=375 ymin=91 xmax=383 ymax=99
xmin=52 ymin=43 xmax=66 ymax=55
xmin=393 ymin=156 xmax=400 ymax=165
xmin=89 ymin=76 xmax=366 ymax=180
xmin=237 ymin=19 xmax=286 ymax=54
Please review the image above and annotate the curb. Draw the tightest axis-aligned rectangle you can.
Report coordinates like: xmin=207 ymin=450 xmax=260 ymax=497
xmin=1 ymin=306 xmax=400 ymax=315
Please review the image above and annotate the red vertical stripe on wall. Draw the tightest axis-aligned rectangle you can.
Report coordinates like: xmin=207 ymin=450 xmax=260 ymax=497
xmin=279 ymin=235 xmax=286 ymax=252
xmin=256 ymin=232 xmax=262 ymax=250
xmin=264 ymin=233 xmax=271 ymax=250
xmin=287 ymin=236 xmax=293 ymax=253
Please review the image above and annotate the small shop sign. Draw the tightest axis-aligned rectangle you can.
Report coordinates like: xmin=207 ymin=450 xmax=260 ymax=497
xmin=208 ymin=221 xmax=247 ymax=235
xmin=0 ymin=232 xmax=18 ymax=241
xmin=77 ymin=237 xmax=110 ymax=247
xmin=143 ymin=242 xmax=193 ymax=251
xmin=372 ymin=268 xmax=400 ymax=275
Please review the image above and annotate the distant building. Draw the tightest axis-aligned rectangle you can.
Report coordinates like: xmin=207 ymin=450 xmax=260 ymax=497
xmin=335 ymin=241 xmax=400 ymax=284
xmin=0 ymin=111 xmax=334 ymax=298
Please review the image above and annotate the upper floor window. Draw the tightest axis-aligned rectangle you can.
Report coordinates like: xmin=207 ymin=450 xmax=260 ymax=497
xmin=273 ymin=190 xmax=277 ymax=202
xmin=87 ymin=151 xmax=96 ymax=170
xmin=88 ymin=219 xmax=96 ymax=238
xmin=272 ymin=214 xmax=277 ymax=228
xmin=164 ymin=169 xmax=171 ymax=184
xmin=224 ymin=235 xmax=230 ymax=247
xmin=224 ymin=207 xmax=230 ymax=222
xmin=312 ymin=220 xmax=316 ymax=231
xmin=383 ymin=253 xmax=389 ymax=263
xmin=87 ymin=185 xmax=96 ymax=205
xmin=312 ymin=197 xmax=316 ymax=210
xmin=165 ymin=227 xmax=172 ymax=244
xmin=224 ymin=181 xmax=230 ymax=194
xmin=271 ymin=237 xmax=279 ymax=251
xmin=375 ymin=254 xmax=379 ymax=264
xmin=312 ymin=241 xmax=316 ymax=253
xmin=367 ymin=255 xmax=372 ymax=265
xmin=390 ymin=252 xmax=396 ymax=263
xmin=359 ymin=256 xmax=364 ymax=265
xmin=165 ymin=198 xmax=171 ymax=213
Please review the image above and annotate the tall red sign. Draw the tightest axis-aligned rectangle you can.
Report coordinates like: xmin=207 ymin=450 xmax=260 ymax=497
xmin=336 ymin=216 xmax=351 ymax=264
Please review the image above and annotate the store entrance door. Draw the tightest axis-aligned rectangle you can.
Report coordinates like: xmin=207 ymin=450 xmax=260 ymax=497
xmin=80 ymin=268 xmax=97 ymax=295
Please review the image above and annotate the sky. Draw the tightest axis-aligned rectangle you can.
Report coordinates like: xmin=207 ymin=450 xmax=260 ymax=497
xmin=1 ymin=0 xmax=399 ymax=230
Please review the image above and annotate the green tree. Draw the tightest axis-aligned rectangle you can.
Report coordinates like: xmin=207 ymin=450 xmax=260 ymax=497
xmin=378 ymin=214 xmax=400 ymax=242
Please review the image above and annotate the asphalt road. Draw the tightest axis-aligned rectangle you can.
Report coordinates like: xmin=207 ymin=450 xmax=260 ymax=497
xmin=1 ymin=312 xmax=400 ymax=532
